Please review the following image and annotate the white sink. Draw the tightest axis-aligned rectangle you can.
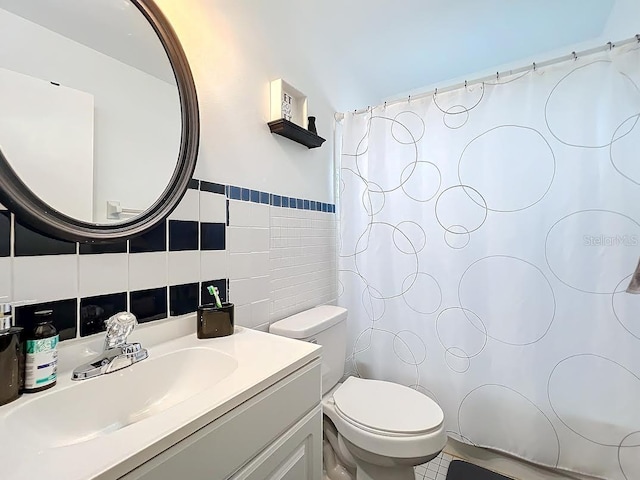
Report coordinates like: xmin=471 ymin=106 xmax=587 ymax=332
xmin=5 ymin=347 xmax=238 ymax=449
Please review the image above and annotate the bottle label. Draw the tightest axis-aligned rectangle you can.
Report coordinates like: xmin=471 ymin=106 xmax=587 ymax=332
xmin=25 ymin=335 xmax=58 ymax=389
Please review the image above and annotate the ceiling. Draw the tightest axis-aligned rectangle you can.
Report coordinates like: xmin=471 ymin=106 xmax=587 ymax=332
xmin=1 ymin=0 xmax=632 ymax=110
xmin=0 ymin=0 xmax=175 ymax=84
xmin=226 ymin=0 xmax=621 ymax=109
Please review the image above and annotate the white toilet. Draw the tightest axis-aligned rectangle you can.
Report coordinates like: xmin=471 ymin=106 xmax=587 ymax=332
xmin=270 ymin=305 xmax=447 ymax=480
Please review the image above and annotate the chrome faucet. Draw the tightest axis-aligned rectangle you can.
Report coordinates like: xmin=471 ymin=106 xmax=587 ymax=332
xmin=72 ymin=312 xmax=148 ymax=381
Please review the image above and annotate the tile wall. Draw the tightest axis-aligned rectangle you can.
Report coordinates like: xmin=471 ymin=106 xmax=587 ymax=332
xmin=0 ymin=181 xmax=337 ymax=340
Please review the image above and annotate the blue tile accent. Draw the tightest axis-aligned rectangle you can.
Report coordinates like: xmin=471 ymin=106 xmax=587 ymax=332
xmin=16 ymin=298 xmax=77 ymax=341
xmin=80 ymin=293 xmax=127 ymax=337
xmin=170 ymin=283 xmax=199 ymax=316
xmin=80 ymin=241 xmax=127 ymax=255
xmin=189 ymin=181 xmax=336 ymax=214
xmin=15 ymin=217 xmax=76 ymax=256
xmin=200 ymin=181 xmax=225 ymax=195
xmin=201 ymin=223 xmax=226 ymax=250
xmin=188 ymin=178 xmax=200 ymax=190
xmin=130 ymin=220 xmax=166 ymax=253
xmin=229 ymin=186 xmax=241 ymax=200
xmin=130 ymin=288 xmax=167 ymax=323
xmin=169 ymin=220 xmax=199 ymax=251
xmin=201 ymin=279 xmax=228 ymax=305
xmin=226 ymin=199 xmax=230 ymax=226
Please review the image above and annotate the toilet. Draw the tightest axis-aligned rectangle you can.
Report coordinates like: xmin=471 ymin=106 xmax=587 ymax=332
xmin=270 ymin=305 xmax=447 ymax=480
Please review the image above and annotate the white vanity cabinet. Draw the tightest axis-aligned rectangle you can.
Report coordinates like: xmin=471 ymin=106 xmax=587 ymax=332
xmin=120 ymin=360 xmax=322 ymax=480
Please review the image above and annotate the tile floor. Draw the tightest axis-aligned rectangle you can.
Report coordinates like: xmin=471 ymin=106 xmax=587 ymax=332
xmin=415 ymin=452 xmax=454 ymax=480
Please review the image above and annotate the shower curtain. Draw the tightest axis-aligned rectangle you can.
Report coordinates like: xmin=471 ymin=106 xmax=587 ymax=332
xmin=338 ymin=44 xmax=640 ymax=480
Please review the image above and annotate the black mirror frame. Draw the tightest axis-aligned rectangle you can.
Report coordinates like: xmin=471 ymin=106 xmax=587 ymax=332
xmin=0 ymin=0 xmax=199 ymax=244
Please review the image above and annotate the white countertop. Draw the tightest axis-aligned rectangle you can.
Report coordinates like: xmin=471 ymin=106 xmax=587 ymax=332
xmin=0 ymin=318 xmax=321 ymax=480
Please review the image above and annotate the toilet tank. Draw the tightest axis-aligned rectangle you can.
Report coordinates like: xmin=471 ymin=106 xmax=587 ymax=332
xmin=270 ymin=306 xmax=347 ymax=395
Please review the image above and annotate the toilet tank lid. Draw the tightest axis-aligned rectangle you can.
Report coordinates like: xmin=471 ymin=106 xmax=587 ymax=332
xmin=270 ymin=305 xmax=347 ymax=339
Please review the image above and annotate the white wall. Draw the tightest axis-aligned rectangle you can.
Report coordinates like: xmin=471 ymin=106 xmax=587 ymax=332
xmin=154 ymin=0 xmax=336 ymax=204
xmin=601 ymin=0 xmax=640 ymax=40
xmin=0 ymin=8 xmax=181 ymax=223
xmin=0 ymin=68 xmax=94 ymax=221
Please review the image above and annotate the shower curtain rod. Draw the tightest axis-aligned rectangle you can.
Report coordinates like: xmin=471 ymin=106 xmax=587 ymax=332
xmin=336 ymin=34 xmax=640 ymax=119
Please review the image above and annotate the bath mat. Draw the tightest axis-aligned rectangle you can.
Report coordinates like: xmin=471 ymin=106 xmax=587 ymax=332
xmin=446 ymin=460 xmax=513 ymax=480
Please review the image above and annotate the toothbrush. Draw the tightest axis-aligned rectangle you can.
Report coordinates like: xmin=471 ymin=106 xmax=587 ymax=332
xmin=207 ymin=285 xmax=223 ymax=308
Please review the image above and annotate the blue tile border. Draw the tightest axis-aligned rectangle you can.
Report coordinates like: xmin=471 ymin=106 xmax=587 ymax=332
xmin=203 ymin=179 xmax=335 ymax=214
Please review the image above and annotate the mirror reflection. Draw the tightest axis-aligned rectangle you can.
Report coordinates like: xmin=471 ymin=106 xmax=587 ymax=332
xmin=0 ymin=0 xmax=182 ymax=224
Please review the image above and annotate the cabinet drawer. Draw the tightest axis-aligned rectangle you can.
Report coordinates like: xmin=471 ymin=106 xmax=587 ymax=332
xmin=121 ymin=360 xmax=321 ymax=480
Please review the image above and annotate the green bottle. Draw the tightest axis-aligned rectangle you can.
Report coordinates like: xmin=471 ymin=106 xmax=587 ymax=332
xmin=24 ymin=310 xmax=58 ymax=393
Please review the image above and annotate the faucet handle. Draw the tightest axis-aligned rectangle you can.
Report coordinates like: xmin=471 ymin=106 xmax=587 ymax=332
xmin=104 ymin=312 xmax=137 ymax=349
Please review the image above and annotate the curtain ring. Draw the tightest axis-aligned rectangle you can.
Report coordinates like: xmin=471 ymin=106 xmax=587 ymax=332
xmin=533 ymin=62 xmax=537 ymax=71
xmin=572 ymin=51 xmax=578 ymax=61
xmin=607 ymin=41 xmax=614 ymax=50
xmin=496 ymin=72 xmax=500 ymax=80
xmin=464 ymin=80 xmax=468 ymax=89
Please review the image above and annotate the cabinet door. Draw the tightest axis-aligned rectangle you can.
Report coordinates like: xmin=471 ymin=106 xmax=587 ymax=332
xmin=232 ymin=406 xmax=322 ymax=480
xmin=119 ymin=361 xmax=321 ymax=480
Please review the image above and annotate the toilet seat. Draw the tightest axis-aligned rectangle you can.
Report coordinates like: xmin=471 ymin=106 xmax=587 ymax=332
xmin=322 ymin=377 xmax=447 ymax=460
xmin=333 ymin=377 xmax=444 ymax=436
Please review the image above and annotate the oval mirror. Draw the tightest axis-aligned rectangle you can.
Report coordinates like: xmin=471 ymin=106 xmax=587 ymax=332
xmin=0 ymin=0 xmax=198 ymax=242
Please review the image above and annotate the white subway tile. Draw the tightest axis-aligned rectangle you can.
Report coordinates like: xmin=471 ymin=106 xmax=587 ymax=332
xmin=251 ymin=276 xmax=270 ymax=302
xmin=253 ymin=322 xmax=270 ymax=332
xmin=229 ymin=252 xmax=269 ymax=279
xmin=251 ymin=228 xmax=270 ymax=252
xmin=251 ymin=204 xmax=270 ymax=228
xmin=251 ymin=299 xmax=270 ymax=326
xmin=129 ymin=252 xmax=167 ymax=291
xmin=168 ymin=250 xmax=200 ymax=285
xmin=14 ymin=255 xmax=78 ymax=303
xmin=233 ymin=303 xmax=251 ymax=327
xmin=228 ymin=201 xmax=253 ymax=227
xmin=200 ymin=250 xmax=228 ymax=281
xmin=200 ymin=191 xmax=226 ymax=223
xmin=228 ymin=253 xmax=253 ymax=280
xmin=79 ymin=253 xmax=128 ymax=298
xmin=268 ymin=208 xmax=337 ymax=321
xmin=0 ymin=258 xmax=11 ymax=300
xmin=229 ymin=278 xmax=253 ymax=306
xmin=169 ymin=188 xmax=199 ymax=221
xmin=228 ymin=227 xmax=253 ymax=253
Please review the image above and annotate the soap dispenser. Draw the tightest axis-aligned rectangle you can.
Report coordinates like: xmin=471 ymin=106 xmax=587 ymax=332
xmin=0 ymin=304 xmax=24 ymax=406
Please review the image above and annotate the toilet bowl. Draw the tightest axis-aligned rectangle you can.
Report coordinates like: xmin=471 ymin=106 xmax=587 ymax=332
xmin=323 ymin=377 xmax=446 ymax=480
xmin=269 ymin=306 xmax=447 ymax=480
